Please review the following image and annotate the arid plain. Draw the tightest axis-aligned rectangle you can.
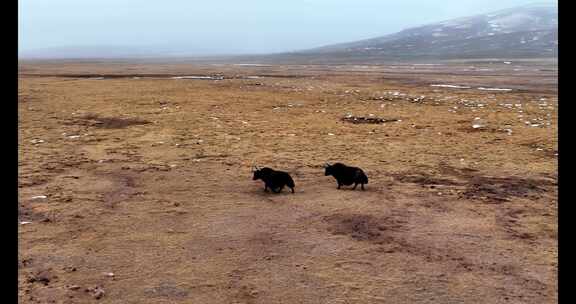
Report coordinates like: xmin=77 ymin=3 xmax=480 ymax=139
xmin=18 ymin=60 xmax=557 ymax=303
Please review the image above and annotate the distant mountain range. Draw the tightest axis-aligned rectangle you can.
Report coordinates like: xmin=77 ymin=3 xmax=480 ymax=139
xmin=264 ymin=3 xmax=557 ymax=63
xmin=19 ymin=3 xmax=557 ymax=62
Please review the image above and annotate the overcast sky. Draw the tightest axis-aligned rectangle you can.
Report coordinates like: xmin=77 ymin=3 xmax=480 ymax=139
xmin=19 ymin=0 xmax=557 ymax=55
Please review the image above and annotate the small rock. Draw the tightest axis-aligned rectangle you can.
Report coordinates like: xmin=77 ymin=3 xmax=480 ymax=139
xmin=86 ymin=286 xmax=105 ymax=299
xmin=92 ymin=287 xmax=105 ymax=299
xmin=63 ymin=266 xmax=77 ymax=272
xmin=30 ymin=195 xmax=47 ymax=200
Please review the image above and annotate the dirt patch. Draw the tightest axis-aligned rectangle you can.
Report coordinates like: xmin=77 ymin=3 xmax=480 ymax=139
xmin=341 ymin=116 xmax=400 ymax=124
xmin=457 ymin=126 xmax=513 ymax=134
xmin=66 ymin=114 xmax=150 ymax=129
xmin=436 ymin=164 xmax=556 ymax=203
xmin=144 ymin=282 xmax=190 ymax=300
xmin=324 ymin=214 xmax=406 ymax=242
xmin=460 ymin=176 xmax=552 ymax=203
xmin=437 ymin=164 xmax=480 ymax=178
xmin=392 ymin=172 xmax=461 ymax=186
xmin=99 ymin=172 xmax=140 ymax=208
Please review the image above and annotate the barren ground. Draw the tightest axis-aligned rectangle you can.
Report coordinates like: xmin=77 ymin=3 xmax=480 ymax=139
xmin=18 ymin=60 xmax=557 ymax=304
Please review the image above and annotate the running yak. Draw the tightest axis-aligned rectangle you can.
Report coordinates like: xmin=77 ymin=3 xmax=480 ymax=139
xmin=252 ymin=166 xmax=296 ymax=193
xmin=324 ymin=162 xmax=368 ymax=190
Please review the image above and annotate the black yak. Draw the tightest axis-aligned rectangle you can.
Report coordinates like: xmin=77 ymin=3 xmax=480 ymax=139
xmin=252 ymin=166 xmax=295 ymax=193
xmin=324 ymin=162 xmax=368 ymax=190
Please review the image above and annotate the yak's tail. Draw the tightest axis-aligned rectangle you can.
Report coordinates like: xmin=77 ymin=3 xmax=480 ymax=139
xmin=356 ymin=170 xmax=368 ymax=184
xmin=286 ymin=175 xmax=296 ymax=188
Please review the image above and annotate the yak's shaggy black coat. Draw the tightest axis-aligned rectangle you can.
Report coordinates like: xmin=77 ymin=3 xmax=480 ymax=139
xmin=324 ymin=163 xmax=368 ymax=190
xmin=253 ymin=167 xmax=295 ymax=193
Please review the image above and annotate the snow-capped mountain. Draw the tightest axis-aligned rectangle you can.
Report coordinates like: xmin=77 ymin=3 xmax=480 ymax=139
xmin=295 ymin=3 xmax=557 ymax=60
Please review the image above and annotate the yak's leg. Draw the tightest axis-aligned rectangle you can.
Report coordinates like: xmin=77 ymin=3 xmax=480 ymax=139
xmin=264 ymin=184 xmax=269 ymax=192
xmin=361 ymin=183 xmax=365 ymax=190
xmin=337 ymin=183 xmax=341 ymax=189
xmin=290 ymin=187 xmax=295 ymax=193
xmin=353 ymin=183 xmax=358 ymax=190
xmin=273 ymin=186 xmax=283 ymax=193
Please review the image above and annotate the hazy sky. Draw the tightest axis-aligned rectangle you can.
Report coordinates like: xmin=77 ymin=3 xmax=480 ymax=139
xmin=19 ymin=0 xmax=557 ymax=54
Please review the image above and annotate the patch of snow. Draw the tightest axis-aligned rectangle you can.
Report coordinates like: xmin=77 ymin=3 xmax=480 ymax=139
xmin=172 ymin=76 xmax=224 ymax=80
xmin=477 ymin=87 xmax=513 ymax=91
xmin=430 ymin=84 xmax=471 ymax=89
xmin=233 ymin=64 xmax=270 ymax=67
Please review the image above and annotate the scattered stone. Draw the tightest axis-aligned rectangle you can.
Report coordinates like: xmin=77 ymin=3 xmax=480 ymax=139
xmin=472 ymin=118 xmax=486 ymax=129
xmin=89 ymin=286 xmax=105 ymax=299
